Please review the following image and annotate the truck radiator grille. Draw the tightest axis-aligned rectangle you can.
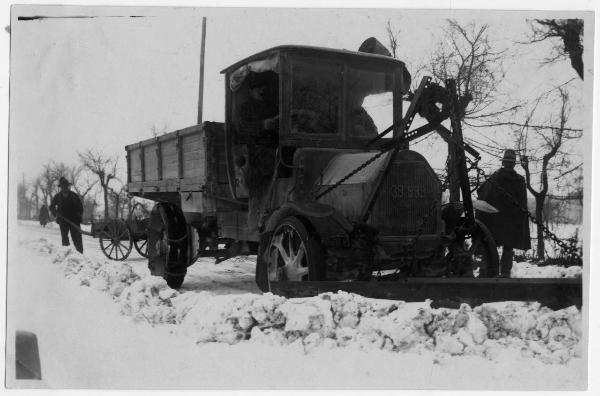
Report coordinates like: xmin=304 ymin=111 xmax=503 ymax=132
xmin=369 ymin=160 xmax=441 ymax=236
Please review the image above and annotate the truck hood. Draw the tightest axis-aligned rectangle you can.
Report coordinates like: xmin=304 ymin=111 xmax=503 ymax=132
xmin=320 ymin=151 xmax=392 ymax=185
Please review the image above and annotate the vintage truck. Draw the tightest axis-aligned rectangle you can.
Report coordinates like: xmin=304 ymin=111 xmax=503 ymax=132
xmin=125 ymin=44 xmax=581 ymax=309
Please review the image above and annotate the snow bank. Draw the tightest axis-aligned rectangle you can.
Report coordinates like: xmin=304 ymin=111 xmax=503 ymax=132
xmin=179 ymin=292 xmax=582 ymax=364
xmin=118 ymin=277 xmax=181 ymax=324
xmin=512 ymin=261 xmax=582 ymax=278
xmin=20 ymin=238 xmax=140 ymax=298
xmin=22 ymin=237 xmax=583 ymax=365
xmin=118 ymin=277 xmax=206 ymax=325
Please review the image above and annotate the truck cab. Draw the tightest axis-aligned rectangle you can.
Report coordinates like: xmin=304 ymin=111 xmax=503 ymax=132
xmin=221 ymin=46 xmax=446 ymax=286
xmin=222 ymin=46 xmax=429 ymax=230
xmin=224 ymin=45 xmax=410 ymax=192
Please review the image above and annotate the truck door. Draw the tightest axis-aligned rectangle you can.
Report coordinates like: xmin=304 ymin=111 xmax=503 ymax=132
xmin=228 ymin=70 xmax=280 ymax=201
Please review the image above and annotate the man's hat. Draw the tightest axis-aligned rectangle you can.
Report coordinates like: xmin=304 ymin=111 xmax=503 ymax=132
xmin=501 ymin=149 xmax=517 ymax=163
xmin=58 ymin=177 xmax=71 ymax=187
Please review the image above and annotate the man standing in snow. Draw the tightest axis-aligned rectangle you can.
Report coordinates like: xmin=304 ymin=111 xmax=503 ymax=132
xmin=476 ymin=149 xmax=531 ymax=277
xmin=38 ymin=204 xmax=50 ymax=227
xmin=50 ymin=177 xmax=84 ymax=253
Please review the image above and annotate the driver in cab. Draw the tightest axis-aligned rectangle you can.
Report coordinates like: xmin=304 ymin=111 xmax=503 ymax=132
xmin=238 ymin=73 xmax=278 ymax=147
xmin=237 ymin=73 xmax=279 ymax=229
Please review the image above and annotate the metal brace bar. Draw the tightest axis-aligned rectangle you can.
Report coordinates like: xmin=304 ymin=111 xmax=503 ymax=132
xmin=435 ymin=125 xmax=480 ymax=160
xmin=359 ymin=77 xmax=433 ymax=222
xmin=365 ymin=76 xmax=431 ymax=148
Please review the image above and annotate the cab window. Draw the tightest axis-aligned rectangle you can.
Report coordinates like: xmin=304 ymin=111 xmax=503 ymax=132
xmin=290 ymin=61 xmax=341 ymax=135
xmin=347 ymin=68 xmax=394 ymax=138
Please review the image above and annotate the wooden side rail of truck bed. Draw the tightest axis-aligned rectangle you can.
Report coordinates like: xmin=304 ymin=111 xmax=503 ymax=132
xmin=125 ymin=122 xmax=229 ymax=197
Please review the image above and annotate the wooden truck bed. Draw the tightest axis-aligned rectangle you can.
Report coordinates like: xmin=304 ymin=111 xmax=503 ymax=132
xmin=125 ymin=122 xmax=232 ymax=210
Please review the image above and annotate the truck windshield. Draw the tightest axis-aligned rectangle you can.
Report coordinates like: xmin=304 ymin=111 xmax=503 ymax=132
xmin=289 ymin=61 xmax=396 ymax=139
xmin=290 ymin=62 xmax=341 ymax=135
xmin=347 ymin=68 xmax=394 ymax=138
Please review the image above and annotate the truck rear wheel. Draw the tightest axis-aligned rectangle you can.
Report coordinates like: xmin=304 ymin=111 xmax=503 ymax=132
xmin=147 ymin=203 xmax=188 ymax=289
xmin=257 ymin=216 xmax=324 ymax=292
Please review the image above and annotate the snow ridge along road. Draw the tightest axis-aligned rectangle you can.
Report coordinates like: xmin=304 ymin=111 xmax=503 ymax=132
xmin=19 ymin=235 xmax=583 ymax=364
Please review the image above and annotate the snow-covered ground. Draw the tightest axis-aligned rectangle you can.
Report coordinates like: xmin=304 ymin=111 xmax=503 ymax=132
xmin=5 ymin=220 xmax=586 ymax=389
xmin=512 ymin=261 xmax=582 ymax=278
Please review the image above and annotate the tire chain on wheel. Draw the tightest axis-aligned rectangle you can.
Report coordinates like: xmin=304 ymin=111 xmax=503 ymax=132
xmin=158 ymin=205 xmax=188 ymax=244
xmin=156 ymin=204 xmax=188 ymax=277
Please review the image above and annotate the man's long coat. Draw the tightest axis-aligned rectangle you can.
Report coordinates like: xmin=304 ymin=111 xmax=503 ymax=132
xmin=476 ymin=167 xmax=531 ymax=250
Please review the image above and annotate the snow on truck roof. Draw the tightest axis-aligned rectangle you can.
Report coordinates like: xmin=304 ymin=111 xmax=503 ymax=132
xmin=220 ymin=45 xmax=411 ymax=75
xmin=222 ymin=45 xmax=412 ymax=93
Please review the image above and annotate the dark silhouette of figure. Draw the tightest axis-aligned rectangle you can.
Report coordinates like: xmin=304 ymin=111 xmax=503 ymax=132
xmin=477 ymin=149 xmax=531 ymax=277
xmin=50 ymin=177 xmax=84 ymax=253
xmin=38 ymin=205 xmax=50 ymax=227
xmin=237 ymin=73 xmax=279 ymax=230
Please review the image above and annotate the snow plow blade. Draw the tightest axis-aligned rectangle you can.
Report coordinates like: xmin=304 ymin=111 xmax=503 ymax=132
xmin=269 ymin=278 xmax=582 ymax=310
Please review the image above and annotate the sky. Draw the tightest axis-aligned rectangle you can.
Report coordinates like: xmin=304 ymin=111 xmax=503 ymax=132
xmin=8 ymin=5 xmax=592 ymax=188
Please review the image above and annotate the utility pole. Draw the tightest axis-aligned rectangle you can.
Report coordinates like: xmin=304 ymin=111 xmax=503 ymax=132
xmin=19 ymin=173 xmax=25 ymax=219
xmin=197 ymin=17 xmax=207 ymax=125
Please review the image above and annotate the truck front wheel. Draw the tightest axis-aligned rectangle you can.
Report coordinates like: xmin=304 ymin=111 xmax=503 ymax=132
xmin=466 ymin=220 xmax=499 ymax=278
xmin=257 ymin=216 xmax=324 ymax=292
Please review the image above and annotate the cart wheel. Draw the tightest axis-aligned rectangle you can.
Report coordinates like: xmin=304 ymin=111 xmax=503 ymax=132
xmin=134 ymin=238 xmax=149 ymax=258
xmin=99 ymin=219 xmax=133 ymax=261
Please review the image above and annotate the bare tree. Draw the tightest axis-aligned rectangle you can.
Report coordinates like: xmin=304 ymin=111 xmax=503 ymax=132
xmin=385 ymin=19 xmax=521 ymax=200
xmin=37 ymin=163 xmax=56 ymax=206
xmin=385 ymin=19 xmax=504 ymax=111
xmin=82 ymin=195 xmax=99 ymax=223
xmin=431 ymin=21 xmax=494 ymax=117
xmin=17 ymin=178 xmax=29 ymax=219
xmin=385 ymin=19 xmax=401 ymax=59
xmin=108 ymin=184 xmax=129 ymax=219
xmin=527 ymin=19 xmax=584 ymax=80
xmin=150 ymin=123 xmax=170 ymax=137
xmin=69 ymin=166 xmax=97 ymax=202
xmin=428 ymin=20 xmax=518 ymax=201
xmin=49 ymin=162 xmax=97 ymax=201
xmin=78 ymin=149 xmax=119 ymax=219
xmin=517 ymin=87 xmax=581 ymax=260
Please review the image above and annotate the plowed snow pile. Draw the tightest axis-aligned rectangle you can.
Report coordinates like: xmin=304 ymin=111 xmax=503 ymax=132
xmin=178 ymin=293 xmax=582 ymax=364
xmin=21 ymin=237 xmax=583 ymax=365
xmin=20 ymin=238 xmax=140 ymax=298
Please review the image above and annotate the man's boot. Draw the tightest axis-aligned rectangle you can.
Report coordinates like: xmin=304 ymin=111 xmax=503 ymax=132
xmin=500 ymin=246 xmax=514 ymax=278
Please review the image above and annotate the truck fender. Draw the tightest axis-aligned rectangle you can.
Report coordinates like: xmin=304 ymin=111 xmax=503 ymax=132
xmin=263 ymin=202 xmax=353 ymax=248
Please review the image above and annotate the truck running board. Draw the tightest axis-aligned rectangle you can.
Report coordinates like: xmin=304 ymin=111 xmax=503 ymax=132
xmin=269 ymin=278 xmax=582 ymax=310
